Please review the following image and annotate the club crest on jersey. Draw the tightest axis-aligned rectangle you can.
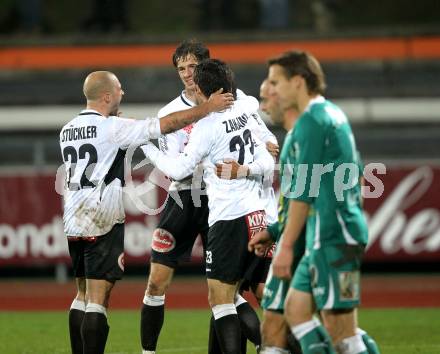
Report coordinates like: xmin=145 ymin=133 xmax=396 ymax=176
xmin=152 ymin=228 xmax=176 ymax=253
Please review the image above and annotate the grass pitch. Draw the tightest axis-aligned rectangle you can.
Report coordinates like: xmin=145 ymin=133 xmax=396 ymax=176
xmin=0 ymin=308 xmax=439 ymax=354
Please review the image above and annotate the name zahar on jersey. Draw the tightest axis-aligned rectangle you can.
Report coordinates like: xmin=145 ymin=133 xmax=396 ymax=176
xmin=222 ymin=113 xmax=249 ymax=133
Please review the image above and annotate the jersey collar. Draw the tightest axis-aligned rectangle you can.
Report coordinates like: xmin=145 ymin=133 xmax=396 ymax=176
xmin=79 ymin=109 xmax=104 ymax=117
xmin=180 ymin=91 xmax=196 ymax=107
xmin=304 ymin=95 xmax=325 ymax=113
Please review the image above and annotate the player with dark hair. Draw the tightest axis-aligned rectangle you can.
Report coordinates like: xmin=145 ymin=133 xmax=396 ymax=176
xmin=219 ymin=77 xmax=304 ymax=354
xmin=60 ymin=70 xmax=233 ymax=354
xmin=140 ymin=41 xmax=277 ymax=354
xmin=142 ymin=58 xmax=275 ymax=354
xmin=139 ymin=39 xmax=213 ymax=354
xmin=206 ymin=59 xmax=280 ymax=354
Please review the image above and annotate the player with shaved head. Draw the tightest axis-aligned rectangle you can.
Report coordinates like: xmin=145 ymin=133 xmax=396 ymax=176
xmin=60 ymin=70 xmax=233 ymax=354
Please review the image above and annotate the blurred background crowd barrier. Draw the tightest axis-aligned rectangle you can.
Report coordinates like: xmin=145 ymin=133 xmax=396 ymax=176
xmin=0 ymin=0 xmax=439 ymax=278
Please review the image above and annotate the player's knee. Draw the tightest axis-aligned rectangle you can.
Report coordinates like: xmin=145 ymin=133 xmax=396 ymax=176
xmin=85 ymin=279 xmax=115 ymax=306
xmin=76 ymin=285 xmax=86 ymax=302
xmin=208 ymin=294 xmax=231 ymax=307
xmin=208 ymin=281 xmax=235 ymax=307
xmin=261 ymin=313 xmax=279 ymax=337
xmin=283 ymin=294 xmax=297 ymax=324
xmin=146 ymin=278 xmax=168 ymax=296
xmin=207 ymin=288 xmax=218 ymax=307
xmin=262 ymin=311 xmax=288 ymax=347
xmin=284 ymin=292 xmax=312 ymax=326
xmin=146 ymin=264 xmax=173 ymax=296
xmin=325 ymin=323 xmax=347 ymax=345
xmin=322 ymin=308 xmax=356 ymax=343
xmin=75 ymin=277 xmax=86 ymax=301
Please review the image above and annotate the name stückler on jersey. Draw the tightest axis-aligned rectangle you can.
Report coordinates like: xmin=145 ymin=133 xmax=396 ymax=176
xmin=61 ymin=125 xmax=97 ymax=142
xmin=222 ymin=113 xmax=249 ymax=133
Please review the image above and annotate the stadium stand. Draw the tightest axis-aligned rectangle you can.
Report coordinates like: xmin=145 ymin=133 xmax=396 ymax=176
xmin=1 ymin=1 xmax=439 ymax=276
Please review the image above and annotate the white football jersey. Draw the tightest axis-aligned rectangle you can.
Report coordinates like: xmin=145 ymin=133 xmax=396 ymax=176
xmin=60 ymin=109 xmax=161 ymax=237
xmin=236 ymin=89 xmax=277 ymax=145
xmin=157 ymin=90 xmax=278 ymax=223
xmin=236 ymin=90 xmax=278 ymax=224
xmin=157 ymin=91 xmax=197 ymax=191
xmin=144 ymin=98 xmax=275 ymax=226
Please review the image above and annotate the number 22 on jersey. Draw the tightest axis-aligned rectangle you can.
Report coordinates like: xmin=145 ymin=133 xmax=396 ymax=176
xmin=62 ymin=143 xmax=98 ymax=190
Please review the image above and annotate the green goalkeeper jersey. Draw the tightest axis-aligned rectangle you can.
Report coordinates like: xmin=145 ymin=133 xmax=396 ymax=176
xmin=287 ymin=96 xmax=368 ymax=251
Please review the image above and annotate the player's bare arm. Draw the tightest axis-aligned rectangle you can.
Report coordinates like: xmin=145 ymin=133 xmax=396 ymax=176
xmin=248 ymin=229 xmax=274 ymax=257
xmin=272 ymin=200 xmax=309 ymax=280
xmin=160 ymin=88 xmax=233 ymax=134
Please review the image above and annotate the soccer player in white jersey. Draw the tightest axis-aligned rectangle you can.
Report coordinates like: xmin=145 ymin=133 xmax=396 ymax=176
xmin=211 ymin=64 xmax=280 ymax=354
xmin=217 ymin=79 xmax=304 ymax=354
xmin=59 ymin=70 xmax=233 ymax=354
xmin=140 ymin=40 xmax=277 ymax=354
xmin=142 ymin=59 xmax=275 ymax=354
xmin=140 ymin=40 xmax=212 ymax=354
